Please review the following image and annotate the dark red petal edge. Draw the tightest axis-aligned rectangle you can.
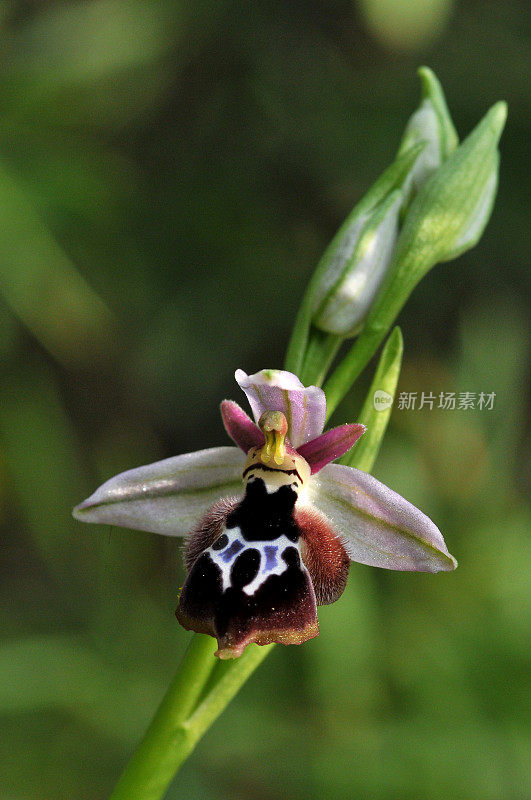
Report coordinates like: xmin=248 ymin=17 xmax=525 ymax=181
xmin=296 ymin=505 xmax=350 ymax=605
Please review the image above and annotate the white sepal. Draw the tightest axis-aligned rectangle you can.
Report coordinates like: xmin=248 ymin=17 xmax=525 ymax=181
xmin=73 ymin=446 xmax=245 ymax=536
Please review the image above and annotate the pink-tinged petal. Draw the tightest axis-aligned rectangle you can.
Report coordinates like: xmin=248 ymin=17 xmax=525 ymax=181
xmin=297 ymin=424 xmax=366 ymax=474
xmin=309 ymin=464 xmax=457 ymax=572
xmin=72 ymin=447 xmax=245 ymax=536
xmin=235 ymin=368 xmax=326 ymax=448
xmin=220 ymin=400 xmax=264 ymax=453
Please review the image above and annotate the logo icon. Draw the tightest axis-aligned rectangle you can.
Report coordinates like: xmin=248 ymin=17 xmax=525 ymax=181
xmin=373 ymin=390 xmax=393 ymax=411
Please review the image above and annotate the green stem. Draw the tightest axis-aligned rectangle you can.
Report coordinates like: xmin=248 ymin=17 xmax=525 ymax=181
xmin=185 ymin=643 xmax=273 ymax=740
xmin=324 ymin=323 xmax=384 ymax=421
xmin=284 ymin=287 xmax=314 ymax=375
xmin=108 ymin=637 xmax=273 ymax=800
xmin=109 ymin=633 xmax=217 ymax=800
xmin=300 ymin=327 xmax=343 ymax=387
xmin=107 ymin=300 xmax=404 ymax=800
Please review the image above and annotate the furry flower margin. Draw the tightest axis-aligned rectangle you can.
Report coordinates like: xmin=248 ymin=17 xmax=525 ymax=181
xmin=74 ymin=369 xmax=456 ymax=659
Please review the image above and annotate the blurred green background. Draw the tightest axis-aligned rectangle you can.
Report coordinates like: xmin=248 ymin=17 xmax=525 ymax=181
xmin=0 ymin=1 xmax=529 ymax=798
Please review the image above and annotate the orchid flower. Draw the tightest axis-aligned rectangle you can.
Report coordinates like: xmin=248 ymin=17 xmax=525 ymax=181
xmin=74 ymin=368 xmax=456 ymax=659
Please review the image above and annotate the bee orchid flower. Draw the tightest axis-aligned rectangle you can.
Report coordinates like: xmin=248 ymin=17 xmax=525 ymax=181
xmin=74 ymin=369 xmax=456 ymax=659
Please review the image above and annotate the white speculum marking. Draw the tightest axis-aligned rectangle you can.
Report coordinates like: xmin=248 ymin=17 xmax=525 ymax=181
xmin=204 ymin=526 xmax=305 ymax=596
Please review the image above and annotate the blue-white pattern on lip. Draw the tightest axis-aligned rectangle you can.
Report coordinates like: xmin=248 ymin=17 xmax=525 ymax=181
xmin=205 ymin=528 xmax=307 ymax=596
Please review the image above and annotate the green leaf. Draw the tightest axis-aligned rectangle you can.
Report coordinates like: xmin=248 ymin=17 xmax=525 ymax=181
xmin=340 ymin=327 xmax=403 ymax=472
xmin=0 ymin=357 xmax=94 ymax=595
xmin=0 ymin=162 xmax=117 ymax=366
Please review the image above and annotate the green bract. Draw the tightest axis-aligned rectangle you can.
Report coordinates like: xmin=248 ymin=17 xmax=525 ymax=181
xmin=303 ymin=146 xmax=423 ymax=339
xmin=341 ymin=326 xmax=403 ymax=473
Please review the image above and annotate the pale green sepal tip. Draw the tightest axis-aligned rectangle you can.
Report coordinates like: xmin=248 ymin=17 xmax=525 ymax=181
xmin=397 ymin=67 xmax=459 ymax=205
xmin=398 ymin=103 xmax=441 ymax=199
xmin=488 ymin=100 xmax=508 ymax=130
xmin=417 ymin=66 xmax=459 ymax=157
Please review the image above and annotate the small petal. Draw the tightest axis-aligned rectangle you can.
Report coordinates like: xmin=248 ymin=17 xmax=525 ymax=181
xmin=297 ymin=424 xmax=366 ymax=474
xmin=235 ymin=368 xmax=326 ymax=447
xmin=73 ymin=447 xmax=245 ymax=536
xmin=309 ymin=464 xmax=457 ymax=572
xmin=220 ymin=400 xmax=264 ymax=453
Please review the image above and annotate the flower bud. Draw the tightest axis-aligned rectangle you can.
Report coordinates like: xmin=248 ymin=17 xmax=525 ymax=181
xmin=311 ymin=190 xmax=403 ymax=336
xmin=397 ymin=66 xmax=459 ymax=199
xmin=394 ymin=101 xmax=506 ymax=284
xmin=440 ymin=150 xmax=499 ymax=261
xmin=322 ymin=97 xmax=506 ymax=419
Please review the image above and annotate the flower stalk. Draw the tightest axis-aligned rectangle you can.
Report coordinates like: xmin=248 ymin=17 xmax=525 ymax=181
xmin=109 ymin=636 xmax=271 ymax=800
xmin=71 ymin=69 xmax=505 ymax=800
xmin=106 ymin=325 xmax=410 ymax=800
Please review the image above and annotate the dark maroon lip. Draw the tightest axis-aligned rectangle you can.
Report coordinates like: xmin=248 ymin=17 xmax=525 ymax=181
xmin=243 ymin=463 xmax=303 ymax=483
